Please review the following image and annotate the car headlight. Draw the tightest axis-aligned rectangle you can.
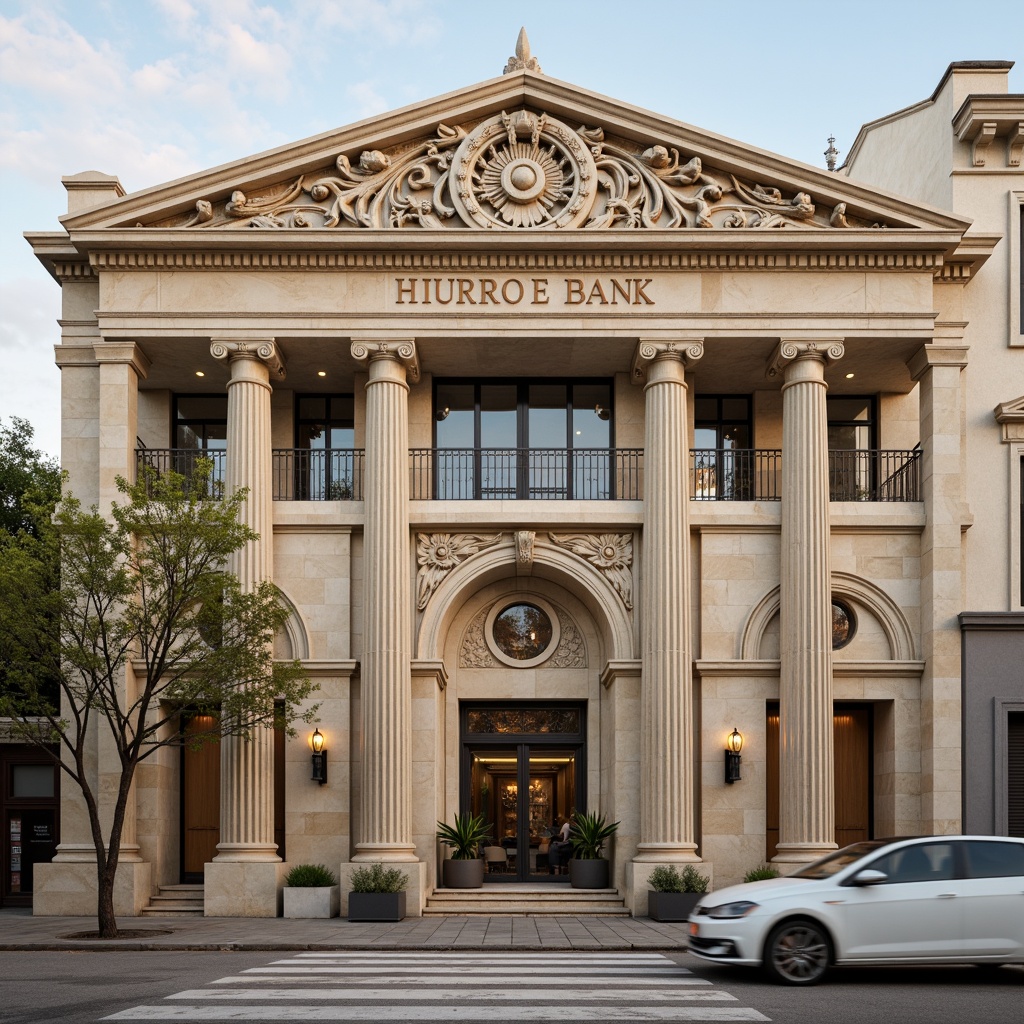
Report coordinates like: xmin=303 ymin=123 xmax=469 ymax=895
xmin=704 ymin=900 xmax=759 ymax=919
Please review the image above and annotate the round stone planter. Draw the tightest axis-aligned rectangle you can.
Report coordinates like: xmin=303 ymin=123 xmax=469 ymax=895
xmin=569 ymin=857 xmax=609 ymax=889
xmin=647 ymin=890 xmax=702 ymax=922
xmin=442 ymin=857 xmax=485 ymax=888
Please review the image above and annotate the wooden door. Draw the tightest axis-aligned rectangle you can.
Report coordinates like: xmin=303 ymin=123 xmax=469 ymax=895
xmin=182 ymin=715 xmax=220 ymax=882
xmin=766 ymin=703 xmax=872 ymax=860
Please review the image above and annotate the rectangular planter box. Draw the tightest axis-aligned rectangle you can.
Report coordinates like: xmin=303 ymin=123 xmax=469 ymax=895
xmin=348 ymin=891 xmax=407 ymax=922
xmin=282 ymin=885 xmax=340 ymax=919
xmin=648 ymin=890 xmax=702 ymax=922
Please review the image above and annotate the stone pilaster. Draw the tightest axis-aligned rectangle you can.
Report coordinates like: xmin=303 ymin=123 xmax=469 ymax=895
xmin=205 ymin=339 xmax=286 ymax=917
xmin=909 ymin=341 xmax=968 ymax=835
xmin=768 ymin=340 xmax=844 ymax=868
xmin=350 ymin=339 xmax=420 ymax=862
xmin=631 ymin=340 xmax=703 ymax=863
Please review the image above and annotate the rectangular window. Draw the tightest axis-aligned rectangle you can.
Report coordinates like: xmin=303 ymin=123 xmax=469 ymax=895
xmin=1010 ymin=712 xmax=1024 ymax=838
xmin=693 ymin=395 xmax=752 ymax=500
xmin=293 ymin=394 xmax=355 ymax=500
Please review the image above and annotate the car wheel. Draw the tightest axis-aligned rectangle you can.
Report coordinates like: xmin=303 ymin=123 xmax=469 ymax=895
xmin=763 ymin=919 xmax=831 ymax=986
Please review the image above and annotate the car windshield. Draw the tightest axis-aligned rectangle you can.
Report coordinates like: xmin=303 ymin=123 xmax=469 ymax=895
xmin=790 ymin=840 xmax=891 ymax=879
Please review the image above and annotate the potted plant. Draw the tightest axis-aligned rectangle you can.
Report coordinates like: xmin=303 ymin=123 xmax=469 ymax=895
xmin=347 ymin=862 xmax=409 ymax=922
xmin=647 ymin=864 xmax=710 ymax=921
xmin=282 ymin=863 xmax=340 ymax=918
xmin=568 ymin=810 xmax=619 ymax=889
xmin=436 ymin=811 xmax=490 ymax=888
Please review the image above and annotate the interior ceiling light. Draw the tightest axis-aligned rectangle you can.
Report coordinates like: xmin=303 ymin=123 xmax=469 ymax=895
xmin=845 ymin=372 xmax=855 ymax=379
xmin=195 ymin=370 xmax=205 ymax=377
xmin=317 ymin=370 xmax=327 ymax=377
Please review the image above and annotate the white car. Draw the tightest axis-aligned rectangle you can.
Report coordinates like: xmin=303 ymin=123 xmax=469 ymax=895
xmin=687 ymin=835 xmax=1024 ymax=984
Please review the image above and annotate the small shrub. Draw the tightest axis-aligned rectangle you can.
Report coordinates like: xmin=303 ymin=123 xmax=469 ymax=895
xmin=285 ymin=863 xmax=337 ymax=888
xmin=743 ymin=864 xmax=780 ymax=883
xmin=349 ymin=862 xmax=409 ymax=894
xmin=649 ymin=865 xmax=710 ymax=893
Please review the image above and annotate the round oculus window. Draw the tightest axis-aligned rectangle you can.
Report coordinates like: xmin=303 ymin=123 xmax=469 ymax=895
xmin=484 ymin=597 xmax=561 ymax=668
xmin=831 ymin=599 xmax=856 ymax=650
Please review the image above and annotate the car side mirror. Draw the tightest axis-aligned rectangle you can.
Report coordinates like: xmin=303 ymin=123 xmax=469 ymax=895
xmin=850 ymin=868 xmax=888 ymax=886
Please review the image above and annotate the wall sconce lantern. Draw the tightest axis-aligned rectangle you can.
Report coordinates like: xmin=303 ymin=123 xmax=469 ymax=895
xmin=310 ymin=728 xmax=327 ymax=785
xmin=724 ymin=727 xmax=743 ymax=784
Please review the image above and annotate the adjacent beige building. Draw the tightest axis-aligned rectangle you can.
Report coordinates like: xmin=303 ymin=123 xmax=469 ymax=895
xmin=14 ymin=45 xmax=1024 ymax=917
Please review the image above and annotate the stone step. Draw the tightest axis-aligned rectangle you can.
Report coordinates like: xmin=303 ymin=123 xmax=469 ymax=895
xmin=424 ymin=885 xmax=629 ymax=916
xmin=140 ymin=884 xmax=205 ymax=917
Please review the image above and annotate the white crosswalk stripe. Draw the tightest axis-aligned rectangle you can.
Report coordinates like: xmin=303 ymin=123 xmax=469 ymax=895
xmin=102 ymin=952 xmax=770 ymax=1022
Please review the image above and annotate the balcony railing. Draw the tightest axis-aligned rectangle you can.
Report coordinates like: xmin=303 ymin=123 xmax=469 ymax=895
xmin=409 ymin=448 xmax=644 ymax=501
xmin=272 ymin=449 xmax=364 ymax=501
xmin=136 ymin=447 xmax=920 ymax=503
xmin=691 ymin=449 xmax=782 ymax=501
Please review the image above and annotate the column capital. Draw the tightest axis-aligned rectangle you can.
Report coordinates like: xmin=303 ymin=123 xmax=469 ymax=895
xmin=907 ymin=343 xmax=969 ymax=381
xmin=92 ymin=340 xmax=150 ymax=379
xmin=631 ymin=339 xmax=704 ymax=382
xmin=351 ymin=338 xmax=420 ymax=384
xmin=766 ymin=339 xmax=844 ymax=380
xmin=209 ymin=338 xmax=285 ymax=379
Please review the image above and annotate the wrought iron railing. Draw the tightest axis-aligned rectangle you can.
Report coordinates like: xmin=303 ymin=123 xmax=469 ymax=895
xmin=135 ymin=448 xmax=226 ymax=499
xmin=272 ymin=449 xmax=364 ymax=501
xmin=136 ymin=446 xmax=920 ymax=503
xmin=409 ymin=448 xmax=644 ymax=501
xmin=690 ymin=449 xmax=782 ymax=501
xmin=828 ymin=448 xmax=920 ymax=502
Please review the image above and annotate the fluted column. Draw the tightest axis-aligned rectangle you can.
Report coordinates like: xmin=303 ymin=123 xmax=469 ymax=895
xmin=210 ymin=338 xmax=284 ymax=862
xmin=633 ymin=340 xmax=703 ymax=862
xmin=351 ymin=339 xmax=419 ymax=862
xmin=768 ymin=340 xmax=843 ymax=867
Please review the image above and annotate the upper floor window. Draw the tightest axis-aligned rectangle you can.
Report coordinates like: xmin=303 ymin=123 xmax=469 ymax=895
xmin=827 ymin=396 xmax=875 ymax=450
xmin=295 ymin=395 xmax=354 ymax=451
xmin=175 ymin=395 xmax=227 ymax=452
xmin=694 ymin=395 xmax=751 ymax=451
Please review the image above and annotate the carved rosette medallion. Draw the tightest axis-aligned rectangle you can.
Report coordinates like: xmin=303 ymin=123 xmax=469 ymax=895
xmin=448 ymin=110 xmax=597 ymax=230
xmin=416 ymin=533 xmax=502 ymax=610
xmin=548 ymin=533 xmax=634 ymax=610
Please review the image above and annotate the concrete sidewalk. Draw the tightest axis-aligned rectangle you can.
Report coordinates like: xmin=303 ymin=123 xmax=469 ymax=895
xmin=0 ymin=907 xmax=690 ymax=952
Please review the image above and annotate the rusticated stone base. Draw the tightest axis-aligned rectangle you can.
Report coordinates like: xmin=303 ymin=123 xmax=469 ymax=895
xmin=204 ymin=861 xmax=286 ymax=917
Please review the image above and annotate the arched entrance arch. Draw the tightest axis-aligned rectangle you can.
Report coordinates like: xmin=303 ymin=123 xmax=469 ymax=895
xmin=415 ymin=532 xmax=635 ymax=883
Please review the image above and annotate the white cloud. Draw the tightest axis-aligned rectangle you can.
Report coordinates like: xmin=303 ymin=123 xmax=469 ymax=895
xmin=344 ymin=80 xmax=391 ymax=120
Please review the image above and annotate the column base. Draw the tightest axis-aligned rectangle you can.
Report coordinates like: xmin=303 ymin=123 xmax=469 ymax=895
xmin=213 ymin=843 xmax=282 ymax=863
xmin=204 ymin=861 xmax=286 ymax=917
xmin=772 ymin=842 xmax=838 ymax=874
xmin=626 ymin=856 xmax=710 ymax=918
xmin=338 ymin=861 xmax=426 ymax=918
xmin=632 ymin=842 xmax=700 ymax=862
xmin=32 ymin=858 xmax=151 ymax=917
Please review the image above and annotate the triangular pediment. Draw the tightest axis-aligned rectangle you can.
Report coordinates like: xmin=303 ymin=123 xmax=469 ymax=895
xmin=60 ymin=71 xmax=969 ymax=238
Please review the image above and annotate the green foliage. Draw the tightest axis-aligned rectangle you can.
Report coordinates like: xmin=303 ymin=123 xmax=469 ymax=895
xmin=743 ymin=864 xmax=780 ymax=883
xmin=569 ymin=810 xmax=620 ymax=860
xmin=0 ymin=460 xmax=318 ymax=938
xmin=285 ymin=863 xmax=337 ymax=888
xmin=649 ymin=864 xmax=710 ymax=893
xmin=0 ymin=417 xmax=60 ymax=537
xmin=436 ymin=812 xmax=491 ymax=860
xmin=349 ymin=863 xmax=409 ymax=893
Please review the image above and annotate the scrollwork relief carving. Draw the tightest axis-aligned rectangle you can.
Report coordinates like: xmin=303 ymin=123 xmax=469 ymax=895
xmin=416 ymin=533 xmax=502 ymax=610
xmin=149 ymin=109 xmax=887 ymax=232
xmin=459 ymin=605 xmax=587 ymax=668
xmin=548 ymin=533 xmax=633 ymax=610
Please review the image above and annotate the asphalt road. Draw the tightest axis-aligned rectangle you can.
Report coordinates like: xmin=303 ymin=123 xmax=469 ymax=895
xmin=0 ymin=949 xmax=1020 ymax=1023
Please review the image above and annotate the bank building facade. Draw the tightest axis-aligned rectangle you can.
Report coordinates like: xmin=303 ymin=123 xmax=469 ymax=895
xmin=11 ymin=42 xmax=1024 ymax=917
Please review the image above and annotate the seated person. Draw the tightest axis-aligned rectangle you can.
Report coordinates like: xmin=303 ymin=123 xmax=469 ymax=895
xmin=548 ymin=818 xmax=572 ymax=875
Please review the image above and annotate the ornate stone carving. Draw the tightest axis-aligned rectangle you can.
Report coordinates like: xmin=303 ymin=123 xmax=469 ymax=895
xmin=515 ymin=530 xmax=535 ymax=571
xmin=632 ymin=340 xmax=704 ymax=381
xmin=350 ymin=339 xmax=420 ymax=384
xmin=416 ymin=533 xmax=502 ymax=610
xmin=548 ymin=533 xmax=633 ymax=610
xmin=766 ymin=340 xmax=846 ymax=379
xmin=459 ymin=605 xmax=587 ymax=668
xmin=153 ymin=111 xmax=887 ymax=232
xmin=503 ymin=27 xmax=542 ymax=75
xmin=209 ymin=339 xmax=285 ymax=378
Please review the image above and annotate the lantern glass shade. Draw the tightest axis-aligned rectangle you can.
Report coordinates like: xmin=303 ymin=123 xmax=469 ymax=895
xmin=311 ymin=728 xmax=325 ymax=753
xmin=727 ymin=728 xmax=743 ymax=754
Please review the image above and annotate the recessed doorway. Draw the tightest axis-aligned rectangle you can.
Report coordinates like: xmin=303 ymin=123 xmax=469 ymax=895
xmin=461 ymin=703 xmax=585 ymax=882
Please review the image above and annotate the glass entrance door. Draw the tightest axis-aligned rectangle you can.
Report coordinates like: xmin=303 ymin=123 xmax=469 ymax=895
xmin=468 ymin=745 xmax=579 ymax=881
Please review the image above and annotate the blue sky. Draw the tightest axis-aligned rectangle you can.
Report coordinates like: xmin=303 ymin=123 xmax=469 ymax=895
xmin=2 ymin=0 xmax=1023 ymax=457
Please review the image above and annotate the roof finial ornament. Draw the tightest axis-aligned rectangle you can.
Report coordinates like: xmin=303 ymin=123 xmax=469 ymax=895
xmin=824 ymin=134 xmax=840 ymax=172
xmin=503 ymin=27 xmax=542 ymax=75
